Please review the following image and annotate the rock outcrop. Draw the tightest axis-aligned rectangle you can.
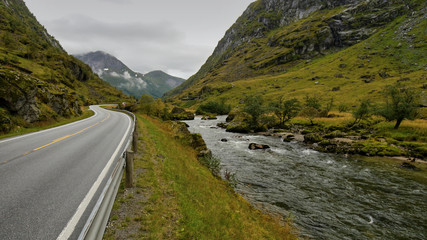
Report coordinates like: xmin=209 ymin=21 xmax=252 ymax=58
xmin=0 ymin=69 xmax=81 ymax=126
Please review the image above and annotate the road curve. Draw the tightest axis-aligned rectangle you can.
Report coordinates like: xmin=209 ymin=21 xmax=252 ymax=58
xmin=0 ymin=106 xmax=132 ymax=240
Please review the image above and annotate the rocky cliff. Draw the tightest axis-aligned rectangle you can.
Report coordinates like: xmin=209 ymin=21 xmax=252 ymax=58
xmin=165 ymin=0 xmax=425 ymax=104
xmin=0 ymin=0 xmax=128 ymax=133
xmin=75 ymin=51 xmax=185 ymax=98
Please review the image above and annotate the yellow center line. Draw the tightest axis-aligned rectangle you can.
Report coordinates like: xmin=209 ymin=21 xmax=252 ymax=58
xmin=0 ymin=113 xmax=111 ymax=166
xmin=31 ymin=113 xmax=110 ymax=152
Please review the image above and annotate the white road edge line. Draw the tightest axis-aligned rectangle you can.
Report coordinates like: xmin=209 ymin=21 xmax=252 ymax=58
xmin=56 ymin=109 xmax=132 ymax=240
xmin=0 ymin=106 xmax=99 ymax=144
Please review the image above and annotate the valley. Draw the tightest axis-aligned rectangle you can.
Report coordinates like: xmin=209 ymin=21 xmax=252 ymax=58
xmin=76 ymin=51 xmax=185 ymax=99
xmin=1 ymin=0 xmax=426 ymax=239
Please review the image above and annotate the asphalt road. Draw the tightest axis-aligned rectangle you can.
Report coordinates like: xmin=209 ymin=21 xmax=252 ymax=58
xmin=0 ymin=106 xmax=132 ymax=240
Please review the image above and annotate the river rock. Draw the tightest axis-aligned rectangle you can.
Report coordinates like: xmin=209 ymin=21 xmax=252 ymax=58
xmin=202 ymin=115 xmax=217 ymax=120
xmin=221 ymin=138 xmax=228 ymax=142
xmin=304 ymin=133 xmax=323 ymax=144
xmin=283 ymin=134 xmax=295 ymax=142
xmin=400 ymin=162 xmax=421 ymax=171
xmin=170 ymin=107 xmax=195 ymax=120
xmin=249 ymin=143 xmax=270 ymax=150
xmin=226 ymin=112 xmax=251 ymax=133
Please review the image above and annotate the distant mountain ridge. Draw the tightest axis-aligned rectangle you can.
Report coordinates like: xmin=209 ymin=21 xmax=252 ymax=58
xmin=75 ymin=51 xmax=185 ymax=98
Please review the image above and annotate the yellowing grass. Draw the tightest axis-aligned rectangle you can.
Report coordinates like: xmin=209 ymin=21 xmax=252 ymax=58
xmin=140 ymin=115 xmax=297 ymax=239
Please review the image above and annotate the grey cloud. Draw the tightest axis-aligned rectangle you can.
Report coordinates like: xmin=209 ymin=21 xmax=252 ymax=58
xmin=47 ymin=15 xmax=183 ymax=43
xmin=26 ymin=0 xmax=255 ymax=78
xmin=47 ymin=14 xmax=210 ymax=77
xmin=98 ymin=0 xmax=134 ymax=4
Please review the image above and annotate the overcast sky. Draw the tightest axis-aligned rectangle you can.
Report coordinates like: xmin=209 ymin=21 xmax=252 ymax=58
xmin=25 ymin=0 xmax=254 ymax=79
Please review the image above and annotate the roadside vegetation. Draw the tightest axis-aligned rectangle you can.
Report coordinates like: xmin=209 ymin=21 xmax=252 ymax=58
xmin=103 ymin=112 xmax=297 ymax=239
xmin=0 ymin=106 xmax=94 ymax=139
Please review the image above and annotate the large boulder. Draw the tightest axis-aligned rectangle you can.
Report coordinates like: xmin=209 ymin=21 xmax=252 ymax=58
xmin=304 ymin=133 xmax=323 ymax=144
xmin=400 ymin=162 xmax=421 ymax=171
xmin=226 ymin=112 xmax=251 ymax=133
xmin=170 ymin=107 xmax=194 ymax=120
xmin=248 ymin=143 xmax=270 ymax=150
xmin=201 ymin=114 xmax=217 ymax=120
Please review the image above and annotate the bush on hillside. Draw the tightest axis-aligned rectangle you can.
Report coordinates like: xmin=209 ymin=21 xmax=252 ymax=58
xmin=196 ymin=100 xmax=231 ymax=115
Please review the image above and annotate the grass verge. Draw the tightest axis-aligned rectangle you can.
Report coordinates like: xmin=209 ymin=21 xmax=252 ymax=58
xmin=0 ymin=106 xmax=94 ymax=140
xmin=103 ymin=114 xmax=297 ymax=239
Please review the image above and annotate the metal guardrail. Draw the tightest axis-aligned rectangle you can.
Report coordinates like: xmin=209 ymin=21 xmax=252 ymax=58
xmin=78 ymin=109 xmax=136 ymax=240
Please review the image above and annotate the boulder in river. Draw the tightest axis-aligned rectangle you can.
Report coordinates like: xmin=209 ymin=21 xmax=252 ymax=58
xmin=304 ymin=133 xmax=323 ymax=144
xmin=283 ymin=134 xmax=295 ymax=142
xmin=400 ymin=162 xmax=421 ymax=171
xmin=221 ymin=138 xmax=228 ymax=142
xmin=226 ymin=112 xmax=251 ymax=133
xmin=249 ymin=143 xmax=270 ymax=150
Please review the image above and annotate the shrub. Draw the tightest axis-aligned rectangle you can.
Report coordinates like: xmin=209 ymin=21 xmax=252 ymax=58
xmin=196 ymin=100 xmax=231 ymax=115
xmin=270 ymin=97 xmax=301 ymax=127
xmin=352 ymin=99 xmax=372 ymax=126
xmin=199 ymin=155 xmax=221 ymax=178
xmin=338 ymin=104 xmax=348 ymax=112
xmin=243 ymin=95 xmax=265 ymax=128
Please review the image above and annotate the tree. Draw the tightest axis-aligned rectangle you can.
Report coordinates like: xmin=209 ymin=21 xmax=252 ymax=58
xmin=243 ymin=95 xmax=265 ymax=128
xmin=352 ymin=99 xmax=371 ymax=126
xmin=139 ymin=94 xmax=155 ymax=115
xmin=270 ymin=97 xmax=301 ymax=127
xmin=305 ymin=95 xmax=321 ymax=110
xmin=196 ymin=100 xmax=231 ymax=115
xmin=153 ymin=99 xmax=166 ymax=118
xmin=325 ymin=97 xmax=334 ymax=114
xmin=379 ymin=83 xmax=419 ymax=129
xmin=301 ymin=95 xmax=322 ymax=125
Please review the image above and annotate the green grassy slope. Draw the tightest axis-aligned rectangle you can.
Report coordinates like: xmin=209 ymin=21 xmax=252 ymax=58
xmin=165 ymin=0 xmax=426 ymax=116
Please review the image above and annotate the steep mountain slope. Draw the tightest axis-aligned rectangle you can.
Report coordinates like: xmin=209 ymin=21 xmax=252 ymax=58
xmin=75 ymin=51 xmax=185 ymax=98
xmin=0 ymin=0 xmax=128 ymax=133
xmin=165 ymin=0 xmax=426 ymax=113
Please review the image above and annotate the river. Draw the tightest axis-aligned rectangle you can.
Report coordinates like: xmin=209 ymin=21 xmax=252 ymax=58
xmin=183 ymin=116 xmax=427 ymax=240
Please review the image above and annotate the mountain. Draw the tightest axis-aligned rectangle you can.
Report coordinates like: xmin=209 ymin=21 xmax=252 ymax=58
xmin=0 ymin=0 xmax=129 ymax=133
xmin=164 ymin=0 xmax=426 ymax=113
xmin=75 ymin=51 xmax=185 ymax=99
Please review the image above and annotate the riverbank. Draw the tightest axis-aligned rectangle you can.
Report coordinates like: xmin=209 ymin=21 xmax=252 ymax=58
xmin=103 ymin=114 xmax=297 ymax=239
xmin=184 ymin=116 xmax=427 ymax=239
xmin=221 ymin=112 xmax=427 ymax=162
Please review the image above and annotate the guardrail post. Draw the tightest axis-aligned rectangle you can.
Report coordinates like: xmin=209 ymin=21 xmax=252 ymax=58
xmin=125 ymin=150 xmax=134 ymax=188
xmin=132 ymin=130 xmax=138 ymax=152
